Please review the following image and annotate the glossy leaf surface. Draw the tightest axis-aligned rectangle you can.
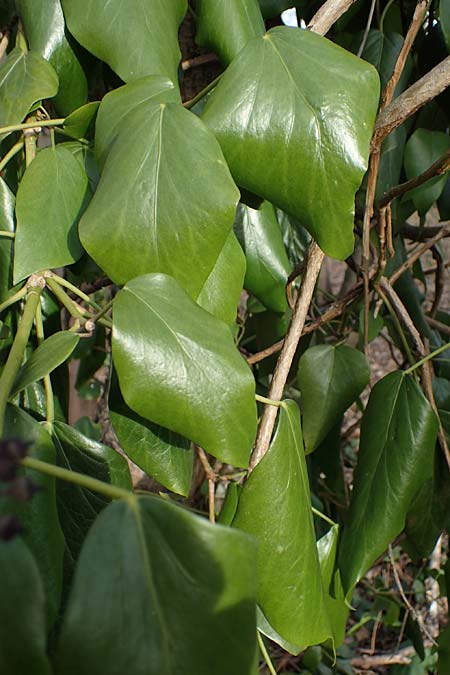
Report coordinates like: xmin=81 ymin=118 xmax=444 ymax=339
xmin=404 ymin=129 xmax=450 ymax=215
xmin=235 ymin=201 xmax=291 ymax=313
xmin=16 ymin=0 xmax=88 ymax=115
xmin=3 ymin=405 xmax=64 ymax=625
xmin=109 ymin=371 xmax=193 ymax=496
xmin=61 ymin=0 xmax=187 ymax=86
xmin=339 ymin=372 xmax=438 ymax=593
xmin=57 ymin=495 xmax=257 ymax=675
xmin=0 ymin=178 xmax=14 ymax=303
xmin=112 ymin=274 xmax=257 ymax=467
xmin=14 ymin=145 xmax=88 ymax=283
xmin=52 ymin=422 xmax=132 ymax=571
xmin=202 ymin=27 xmax=379 ymax=259
xmin=0 ymin=48 xmax=58 ymax=140
xmin=195 ymin=0 xmax=265 ymax=65
xmin=196 ymin=231 xmax=246 ymax=324
xmin=297 ymin=344 xmax=370 ymax=454
xmin=0 ymin=538 xmax=51 ymax=675
xmin=80 ymin=101 xmax=239 ymax=296
xmin=233 ymin=401 xmax=331 ymax=647
xmin=12 ymin=331 xmax=80 ymax=397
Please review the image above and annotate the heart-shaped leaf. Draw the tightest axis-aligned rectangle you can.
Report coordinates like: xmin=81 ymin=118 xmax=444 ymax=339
xmin=235 ymin=201 xmax=291 ymax=313
xmin=0 ymin=178 xmax=14 ymax=302
xmin=202 ymin=27 xmax=380 ymax=259
xmin=338 ymin=371 xmax=438 ymax=593
xmin=297 ymin=344 xmax=370 ymax=454
xmin=3 ymin=405 xmax=65 ymax=627
xmin=80 ymin=100 xmax=240 ymax=297
xmin=0 ymin=48 xmax=58 ymax=141
xmin=404 ymin=129 xmax=450 ymax=215
xmin=196 ymin=231 xmax=246 ymax=324
xmin=195 ymin=0 xmax=265 ymax=65
xmin=14 ymin=145 xmax=88 ymax=283
xmin=94 ymin=76 xmax=178 ymax=169
xmin=233 ymin=400 xmax=331 ymax=648
xmin=61 ymin=0 xmax=187 ymax=86
xmin=16 ymin=0 xmax=88 ymax=115
xmin=0 ymin=538 xmax=52 ymax=675
xmin=12 ymin=331 xmax=80 ymax=397
xmin=57 ymin=495 xmax=257 ymax=675
xmin=109 ymin=370 xmax=193 ymax=497
xmin=112 ymin=274 xmax=257 ymax=467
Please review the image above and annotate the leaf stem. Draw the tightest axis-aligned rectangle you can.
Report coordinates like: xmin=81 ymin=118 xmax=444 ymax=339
xmin=50 ymin=273 xmax=102 ymax=311
xmin=0 ymin=139 xmax=24 ymax=173
xmin=379 ymin=0 xmax=396 ymax=32
xmin=46 ymin=276 xmax=87 ymax=321
xmin=0 ymin=230 xmax=15 ymax=238
xmin=255 ymin=394 xmax=283 ymax=407
xmin=376 ymin=285 xmax=415 ymax=369
xmin=183 ymin=73 xmax=222 ymax=110
xmin=257 ymin=632 xmax=277 ymax=675
xmin=34 ymin=302 xmax=54 ymax=430
xmin=0 ymin=285 xmax=42 ymax=436
xmin=0 ymin=118 xmax=65 ymax=137
xmin=21 ymin=456 xmax=133 ymax=502
xmin=311 ymin=506 xmax=336 ymax=527
xmin=404 ymin=341 xmax=450 ymax=375
xmin=0 ymin=286 xmax=27 ymax=315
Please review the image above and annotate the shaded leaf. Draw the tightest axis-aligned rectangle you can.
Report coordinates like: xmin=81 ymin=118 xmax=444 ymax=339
xmin=196 ymin=230 xmax=246 ymax=324
xmin=94 ymin=75 xmax=178 ymax=169
xmin=61 ymin=0 xmax=187 ymax=86
xmin=404 ymin=129 xmax=450 ymax=215
xmin=441 ymin=0 xmax=450 ymax=52
xmin=202 ymin=27 xmax=379 ymax=259
xmin=235 ymin=201 xmax=291 ymax=313
xmin=195 ymin=0 xmax=265 ymax=65
xmin=0 ymin=48 xmax=58 ymax=141
xmin=16 ymin=0 xmax=88 ymax=115
xmin=233 ymin=400 xmax=331 ymax=648
xmin=3 ymin=405 xmax=64 ymax=626
xmin=62 ymin=102 xmax=100 ymax=140
xmin=12 ymin=331 xmax=79 ymax=397
xmin=361 ymin=30 xmax=412 ymax=96
xmin=297 ymin=344 xmax=370 ymax=454
xmin=112 ymin=274 xmax=257 ymax=467
xmin=338 ymin=372 xmax=438 ymax=593
xmin=218 ymin=482 xmax=241 ymax=526
xmin=439 ymin=626 xmax=450 ymax=675
xmin=317 ymin=525 xmax=348 ymax=647
xmin=0 ymin=177 xmax=14 ymax=303
xmin=14 ymin=145 xmax=88 ymax=283
xmin=80 ymin=101 xmax=239 ymax=297
xmin=109 ymin=369 xmax=193 ymax=497
xmin=52 ymin=422 xmax=132 ymax=575
xmin=57 ymin=495 xmax=257 ymax=675
xmin=0 ymin=538 xmax=51 ymax=675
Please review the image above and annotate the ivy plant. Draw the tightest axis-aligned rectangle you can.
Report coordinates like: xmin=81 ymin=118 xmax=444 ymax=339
xmin=1 ymin=0 xmax=450 ymax=673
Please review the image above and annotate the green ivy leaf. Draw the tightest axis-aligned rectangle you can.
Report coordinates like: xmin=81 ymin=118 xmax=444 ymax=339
xmin=80 ymin=101 xmax=239 ymax=297
xmin=361 ymin=30 xmax=412 ymax=95
xmin=0 ymin=48 xmax=58 ymax=141
xmin=258 ymin=0 xmax=299 ymax=18
xmin=441 ymin=0 xmax=450 ymax=52
xmin=404 ymin=129 xmax=450 ymax=215
xmin=0 ymin=177 xmax=14 ymax=303
xmin=297 ymin=344 xmax=370 ymax=454
xmin=233 ymin=400 xmax=332 ymax=648
xmin=3 ymin=405 xmax=65 ymax=627
xmin=196 ymin=231 xmax=246 ymax=324
xmin=202 ymin=27 xmax=379 ymax=260
xmin=109 ymin=369 xmax=193 ymax=497
xmin=112 ymin=274 xmax=257 ymax=467
xmin=0 ymin=538 xmax=52 ymax=675
xmin=11 ymin=331 xmax=80 ymax=397
xmin=94 ymin=76 xmax=178 ymax=169
xmin=57 ymin=495 xmax=257 ymax=675
xmin=62 ymin=102 xmax=100 ymax=140
xmin=338 ymin=371 xmax=438 ymax=593
xmin=52 ymin=422 xmax=132 ymax=578
xmin=14 ymin=145 xmax=88 ymax=283
xmin=235 ymin=201 xmax=291 ymax=313
xmin=16 ymin=0 xmax=88 ymax=115
xmin=195 ymin=0 xmax=265 ymax=65
xmin=317 ymin=525 xmax=348 ymax=647
xmin=61 ymin=0 xmax=187 ymax=86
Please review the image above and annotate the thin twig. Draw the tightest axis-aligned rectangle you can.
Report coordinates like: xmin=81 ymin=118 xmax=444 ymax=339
xmin=196 ymin=447 xmax=216 ymax=524
xmin=181 ymin=53 xmax=219 ymax=71
xmin=426 ymin=316 xmax=450 ymax=336
xmin=389 ymin=224 xmax=450 ymax=285
xmin=357 ymin=0 xmax=378 ymax=57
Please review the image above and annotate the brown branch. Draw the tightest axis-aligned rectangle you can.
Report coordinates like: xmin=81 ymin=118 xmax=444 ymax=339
xmin=426 ymin=316 xmax=450 ymax=336
xmin=249 ymin=242 xmax=324 ymax=471
xmin=181 ymin=53 xmax=219 ymax=71
xmin=389 ymin=224 xmax=450 ymax=286
xmin=351 ymin=644 xmax=430 ymax=669
xmin=196 ymin=447 xmax=216 ymax=524
xmin=379 ymin=148 xmax=450 ymax=208
xmin=374 ymin=54 xmax=450 ymax=145
xmin=307 ymin=0 xmax=358 ymax=35
xmin=403 ymin=222 xmax=449 ymax=241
